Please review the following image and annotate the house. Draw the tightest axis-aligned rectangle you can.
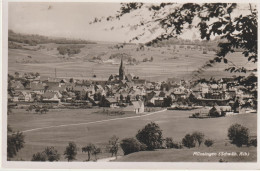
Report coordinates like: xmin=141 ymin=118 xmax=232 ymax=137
xmin=106 ymin=97 xmax=118 ymax=108
xmin=11 ymin=81 xmax=25 ymax=90
xmin=42 ymin=92 xmax=60 ymax=103
xmin=131 ymin=100 xmax=145 ymax=114
xmin=20 ymin=91 xmax=32 ymax=102
xmin=30 ymin=83 xmax=45 ymax=94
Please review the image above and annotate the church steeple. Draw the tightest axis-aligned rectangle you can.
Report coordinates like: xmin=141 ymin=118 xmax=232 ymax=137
xmin=119 ymin=57 xmax=125 ymax=80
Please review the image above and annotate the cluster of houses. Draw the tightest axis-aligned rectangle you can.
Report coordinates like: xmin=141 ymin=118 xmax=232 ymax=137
xmin=8 ymin=59 xmax=256 ymax=114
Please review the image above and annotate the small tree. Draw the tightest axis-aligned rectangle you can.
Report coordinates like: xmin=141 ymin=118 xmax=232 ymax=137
xmin=7 ymin=132 xmax=25 ymax=159
xmin=228 ymin=124 xmax=249 ymax=147
xmin=107 ymin=135 xmax=119 ymax=158
xmin=136 ymin=122 xmax=163 ymax=150
xmin=120 ymin=138 xmax=145 ymax=155
xmin=192 ymin=132 xmax=205 ymax=147
xmin=182 ymin=134 xmax=196 ymax=148
xmin=91 ymin=145 xmax=101 ymax=161
xmin=64 ymin=142 xmax=77 ymax=162
xmin=44 ymin=146 xmax=60 ymax=162
xmin=82 ymin=143 xmax=94 ymax=161
xmin=204 ymin=139 xmax=214 ymax=147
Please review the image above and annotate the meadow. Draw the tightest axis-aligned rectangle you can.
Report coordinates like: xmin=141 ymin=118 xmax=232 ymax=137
xmin=8 ymin=108 xmax=257 ymax=162
xmin=8 ymin=43 xmax=256 ymax=81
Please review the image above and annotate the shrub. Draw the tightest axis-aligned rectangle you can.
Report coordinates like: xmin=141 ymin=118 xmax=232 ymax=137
xmin=192 ymin=132 xmax=205 ymax=147
xmin=165 ymin=137 xmax=174 ymax=148
xmin=31 ymin=152 xmax=47 ymax=161
xmin=204 ymin=139 xmax=214 ymax=147
xmin=172 ymin=142 xmax=183 ymax=149
xmin=182 ymin=134 xmax=196 ymax=148
xmin=32 ymin=146 xmax=60 ymax=161
xmin=120 ymin=138 xmax=145 ymax=155
xmin=44 ymin=146 xmax=60 ymax=161
xmin=228 ymin=124 xmax=249 ymax=147
xmin=249 ymin=138 xmax=257 ymax=147
xmin=136 ymin=122 xmax=163 ymax=150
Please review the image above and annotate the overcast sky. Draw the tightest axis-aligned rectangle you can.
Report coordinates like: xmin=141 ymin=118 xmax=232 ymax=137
xmin=8 ymin=2 xmax=254 ymax=43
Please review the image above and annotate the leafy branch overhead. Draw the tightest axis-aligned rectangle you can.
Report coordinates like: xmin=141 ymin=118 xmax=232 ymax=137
xmin=91 ymin=3 xmax=257 ymax=71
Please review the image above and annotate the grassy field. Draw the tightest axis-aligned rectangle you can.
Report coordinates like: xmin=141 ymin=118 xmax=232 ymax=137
xmin=8 ymin=43 xmax=256 ymax=81
xmin=8 ymin=108 xmax=257 ymax=162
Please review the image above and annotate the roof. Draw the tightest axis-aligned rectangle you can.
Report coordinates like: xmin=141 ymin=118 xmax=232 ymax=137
xmin=133 ymin=79 xmax=146 ymax=85
xmin=30 ymin=83 xmax=45 ymax=90
xmin=106 ymin=97 xmax=117 ymax=103
xmin=42 ymin=92 xmax=57 ymax=99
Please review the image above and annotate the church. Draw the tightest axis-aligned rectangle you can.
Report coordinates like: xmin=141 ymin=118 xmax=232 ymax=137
xmin=108 ymin=58 xmax=135 ymax=83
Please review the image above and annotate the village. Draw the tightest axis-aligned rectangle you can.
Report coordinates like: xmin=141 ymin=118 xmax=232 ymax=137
xmin=8 ymin=58 xmax=257 ymax=117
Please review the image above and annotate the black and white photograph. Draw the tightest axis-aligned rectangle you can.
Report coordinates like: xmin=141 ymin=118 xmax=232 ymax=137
xmin=1 ymin=0 xmax=259 ymax=169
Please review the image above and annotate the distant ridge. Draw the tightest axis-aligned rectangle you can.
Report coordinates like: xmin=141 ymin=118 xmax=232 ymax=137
xmin=8 ymin=30 xmax=97 ymax=45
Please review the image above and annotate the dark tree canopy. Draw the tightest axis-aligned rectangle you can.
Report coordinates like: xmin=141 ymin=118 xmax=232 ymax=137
xmin=92 ymin=3 xmax=257 ymax=72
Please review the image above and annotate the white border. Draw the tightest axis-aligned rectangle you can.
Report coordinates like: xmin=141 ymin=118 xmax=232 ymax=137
xmin=1 ymin=0 xmax=260 ymax=170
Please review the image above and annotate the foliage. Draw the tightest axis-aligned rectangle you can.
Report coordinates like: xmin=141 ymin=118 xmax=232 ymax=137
xmin=57 ymin=45 xmax=84 ymax=56
xmin=165 ymin=137 xmax=174 ymax=148
xmin=163 ymin=96 xmax=173 ymax=107
xmin=9 ymin=30 xmax=96 ymax=45
xmin=192 ymin=131 xmax=205 ymax=146
xmin=136 ymin=122 xmax=163 ymax=150
xmin=64 ymin=142 xmax=78 ymax=161
xmin=91 ymin=145 xmax=101 ymax=161
xmin=95 ymin=3 xmax=257 ymax=73
xmin=182 ymin=134 xmax=196 ymax=148
xmin=120 ymin=138 xmax=146 ymax=155
xmin=107 ymin=135 xmax=120 ymax=158
xmin=31 ymin=152 xmax=47 ymax=161
xmin=82 ymin=143 xmax=95 ymax=161
xmin=228 ymin=124 xmax=249 ymax=147
xmin=44 ymin=146 xmax=60 ymax=161
xmin=208 ymin=106 xmax=221 ymax=117
xmin=204 ymin=139 xmax=214 ymax=147
xmin=7 ymin=132 xmax=25 ymax=159
xmin=248 ymin=138 xmax=257 ymax=147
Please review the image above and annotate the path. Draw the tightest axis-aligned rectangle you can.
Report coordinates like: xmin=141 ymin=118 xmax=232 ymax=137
xmin=21 ymin=109 xmax=167 ymax=133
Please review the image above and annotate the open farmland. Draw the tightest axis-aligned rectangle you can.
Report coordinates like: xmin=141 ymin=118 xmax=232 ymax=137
xmin=8 ymin=108 xmax=257 ymax=162
xmin=8 ymin=43 xmax=256 ymax=81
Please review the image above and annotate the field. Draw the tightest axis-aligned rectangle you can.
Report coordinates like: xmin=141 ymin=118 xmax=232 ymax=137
xmin=8 ymin=108 xmax=257 ymax=162
xmin=8 ymin=43 xmax=256 ymax=81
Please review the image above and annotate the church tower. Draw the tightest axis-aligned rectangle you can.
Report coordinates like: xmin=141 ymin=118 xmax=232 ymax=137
xmin=119 ymin=57 xmax=125 ymax=80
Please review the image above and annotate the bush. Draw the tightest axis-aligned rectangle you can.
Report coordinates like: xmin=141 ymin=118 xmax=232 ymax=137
xmin=204 ymin=139 xmax=214 ymax=147
xmin=182 ymin=134 xmax=196 ymax=148
xmin=192 ymin=132 xmax=205 ymax=147
xmin=136 ymin=122 xmax=163 ymax=150
xmin=228 ymin=124 xmax=249 ymax=147
xmin=31 ymin=146 xmax=60 ymax=162
xmin=165 ymin=137 xmax=174 ymax=148
xmin=31 ymin=152 xmax=47 ymax=161
xmin=172 ymin=142 xmax=183 ymax=149
xmin=120 ymin=138 xmax=146 ymax=155
xmin=249 ymin=138 xmax=257 ymax=147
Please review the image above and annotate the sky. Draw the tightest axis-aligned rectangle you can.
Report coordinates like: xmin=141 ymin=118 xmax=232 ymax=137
xmin=8 ymin=2 xmax=254 ymax=43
